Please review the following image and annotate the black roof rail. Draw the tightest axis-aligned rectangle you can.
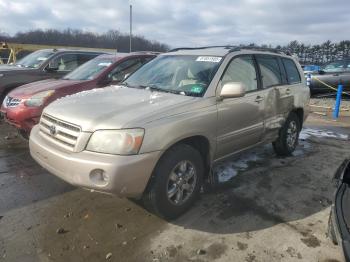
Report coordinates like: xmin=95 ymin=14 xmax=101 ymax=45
xmin=130 ymin=51 xmax=162 ymax=55
xmin=168 ymin=45 xmax=237 ymax=52
xmin=229 ymin=46 xmax=288 ymax=55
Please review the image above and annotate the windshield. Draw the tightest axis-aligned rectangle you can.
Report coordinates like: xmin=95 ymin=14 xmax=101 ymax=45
xmin=63 ymin=57 xmax=114 ymax=80
xmin=15 ymin=50 xmax=54 ymax=69
xmin=323 ymin=61 xmax=345 ymax=72
xmin=123 ymin=55 xmax=223 ymax=96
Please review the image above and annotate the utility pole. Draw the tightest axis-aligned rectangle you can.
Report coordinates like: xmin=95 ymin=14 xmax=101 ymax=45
xmin=129 ymin=4 xmax=132 ymax=53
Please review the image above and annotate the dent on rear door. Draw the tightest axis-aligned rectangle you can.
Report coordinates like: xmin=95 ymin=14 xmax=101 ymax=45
xmin=276 ymin=83 xmax=294 ymax=116
xmin=259 ymin=87 xmax=280 ymax=141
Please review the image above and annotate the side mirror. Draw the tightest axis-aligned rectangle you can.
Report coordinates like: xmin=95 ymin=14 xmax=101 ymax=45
xmin=46 ymin=61 xmax=59 ymax=72
xmin=220 ymin=82 xmax=246 ymax=99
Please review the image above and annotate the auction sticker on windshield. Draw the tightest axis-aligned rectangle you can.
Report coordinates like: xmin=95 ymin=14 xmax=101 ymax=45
xmin=196 ymin=56 xmax=222 ymax=63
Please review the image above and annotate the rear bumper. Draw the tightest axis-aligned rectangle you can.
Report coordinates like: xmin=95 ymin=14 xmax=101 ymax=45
xmin=29 ymin=125 xmax=161 ymax=197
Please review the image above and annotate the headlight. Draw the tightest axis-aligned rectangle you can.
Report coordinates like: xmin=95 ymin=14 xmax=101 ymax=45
xmin=86 ymin=129 xmax=145 ymax=155
xmin=24 ymin=90 xmax=55 ymax=107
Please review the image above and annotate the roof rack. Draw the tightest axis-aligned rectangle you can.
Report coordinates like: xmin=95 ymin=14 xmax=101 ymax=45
xmin=168 ymin=45 xmax=236 ymax=52
xmin=229 ymin=46 xmax=289 ymax=55
xmin=130 ymin=51 xmax=162 ymax=55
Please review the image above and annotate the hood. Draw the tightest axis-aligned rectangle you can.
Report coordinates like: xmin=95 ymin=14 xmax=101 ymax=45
xmin=44 ymin=86 xmax=198 ymax=131
xmin=9 ymin=79 xmax=84 ymax=98
xmin=0 ymin=64 xmax=35 ymax=73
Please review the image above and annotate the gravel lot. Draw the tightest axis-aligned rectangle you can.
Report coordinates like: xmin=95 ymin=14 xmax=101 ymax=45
xmin=0 ymin=113 xmax=349 ymax=262
xmin=310 ymin=98 xmax=350 ymax=110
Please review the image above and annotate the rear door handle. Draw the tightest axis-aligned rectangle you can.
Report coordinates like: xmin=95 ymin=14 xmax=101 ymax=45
xmin=285 ymin=88 xmax=291 ymax=95
xmin=255 ymin=95 xmax=264 ymax=102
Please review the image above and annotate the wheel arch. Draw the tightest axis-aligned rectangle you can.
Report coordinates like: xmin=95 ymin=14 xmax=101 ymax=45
xmin=145 ymin=134 xmax=213 ymax=193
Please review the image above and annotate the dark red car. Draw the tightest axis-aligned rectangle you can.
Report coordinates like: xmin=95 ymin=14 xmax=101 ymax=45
xmin=0 ymin=52 xmax=156 ymax=136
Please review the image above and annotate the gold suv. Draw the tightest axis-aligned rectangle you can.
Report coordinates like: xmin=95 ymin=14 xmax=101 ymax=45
xmin=29 ymin=46 xmax=310 ymax=219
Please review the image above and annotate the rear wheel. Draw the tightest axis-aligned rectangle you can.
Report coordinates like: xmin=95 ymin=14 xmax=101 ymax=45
xmin=273 ymin=112 xmax=300 ymax=156
xmin=142 ymin=144 xmax=204 ymax=219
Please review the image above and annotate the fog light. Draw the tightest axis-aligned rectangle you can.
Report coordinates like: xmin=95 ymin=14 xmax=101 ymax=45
xmin=89 ymin=169 xmax=109 ymax=186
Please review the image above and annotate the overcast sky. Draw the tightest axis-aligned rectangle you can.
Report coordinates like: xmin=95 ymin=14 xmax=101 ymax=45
xmin=0 ymin=0 xmax=349 ymax=47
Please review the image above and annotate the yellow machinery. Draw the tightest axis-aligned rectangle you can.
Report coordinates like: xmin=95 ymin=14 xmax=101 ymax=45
xmin=0 ymin=42 xmax=116 ymax=64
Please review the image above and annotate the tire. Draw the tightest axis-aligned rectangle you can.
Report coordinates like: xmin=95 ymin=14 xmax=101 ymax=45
xmin=273 ymin=112 xmax=300 ymax=156
xmin=142 ymin=144 xmax=204 ymax=219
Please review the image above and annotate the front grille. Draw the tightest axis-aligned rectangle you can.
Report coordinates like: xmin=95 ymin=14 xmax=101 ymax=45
xmin=4 ymin=96 xmax=21 ymax=108
xmin=39 ymin=113 xmax=81 ymax=151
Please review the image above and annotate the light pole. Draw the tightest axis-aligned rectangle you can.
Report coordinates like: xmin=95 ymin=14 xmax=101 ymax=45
xmin=129 ymin=4 xmax=132 ymax=52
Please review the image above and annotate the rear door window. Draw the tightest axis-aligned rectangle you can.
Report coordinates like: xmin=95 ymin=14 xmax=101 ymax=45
xmin=282 ymin=58 xmax=301 ymax=84
xmin=256 ymin=55 xmax=282 ymax=88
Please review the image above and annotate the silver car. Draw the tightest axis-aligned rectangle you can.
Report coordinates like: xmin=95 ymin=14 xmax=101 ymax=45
xmin=29 ymin=46 xmax=310 ymax=219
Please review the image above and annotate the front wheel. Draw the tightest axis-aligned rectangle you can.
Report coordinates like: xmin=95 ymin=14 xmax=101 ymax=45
xmin=273 ymin=112 xmax=300 ymax=156
xmin=142 ymin=144 xmax=204 ymax=219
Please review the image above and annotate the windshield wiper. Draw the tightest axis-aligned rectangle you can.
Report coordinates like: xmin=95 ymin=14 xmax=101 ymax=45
xmin=140 ymin=84 xmax=183 ymax=95
xmin=121 ymin=83 xmax=198 ymax=96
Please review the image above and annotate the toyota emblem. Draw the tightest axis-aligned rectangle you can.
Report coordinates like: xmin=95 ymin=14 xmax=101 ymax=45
xmin=49 ymin=125 xmax=57 ymax=135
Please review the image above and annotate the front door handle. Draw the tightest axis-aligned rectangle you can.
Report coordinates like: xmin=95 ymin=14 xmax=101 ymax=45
xmin=285 ymin=88 xmax=291 ymax=95
xmin=255 ymin=95 xmax=264 ymax=103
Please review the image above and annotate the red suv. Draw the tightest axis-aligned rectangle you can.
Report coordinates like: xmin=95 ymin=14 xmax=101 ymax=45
xmin=0 ymin=52 xmax=156 ymax=137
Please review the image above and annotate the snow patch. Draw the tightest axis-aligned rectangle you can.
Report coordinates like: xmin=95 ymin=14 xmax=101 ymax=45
xmin=300 ymin=128 xmax=348 ymax=140
xmin=54 ymin=85 xmax=123 ymax=104
xmin=215 ymin=152 xmax=262 ymax=183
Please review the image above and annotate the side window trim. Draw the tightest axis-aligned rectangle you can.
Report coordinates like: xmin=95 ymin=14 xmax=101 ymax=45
xmin=277 ymin=57 xmax=288 ymax=85
xmin=219 ymin=54 xmax=261 ymax=94
xmin=252 ymin=55 xmax=263 ymax=90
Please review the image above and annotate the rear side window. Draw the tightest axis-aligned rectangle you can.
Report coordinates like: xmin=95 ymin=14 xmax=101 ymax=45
xmin=256 ymin=55 xmax=282 ymax=88
xmin=282 ymin=58 xmax=301 ymax=84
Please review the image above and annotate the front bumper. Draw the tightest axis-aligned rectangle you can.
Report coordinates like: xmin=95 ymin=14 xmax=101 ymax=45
xmin=1 ymin=104 xmax=41 ymax=132
xmin=29 ymin=125 xmax=161 ymax=197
